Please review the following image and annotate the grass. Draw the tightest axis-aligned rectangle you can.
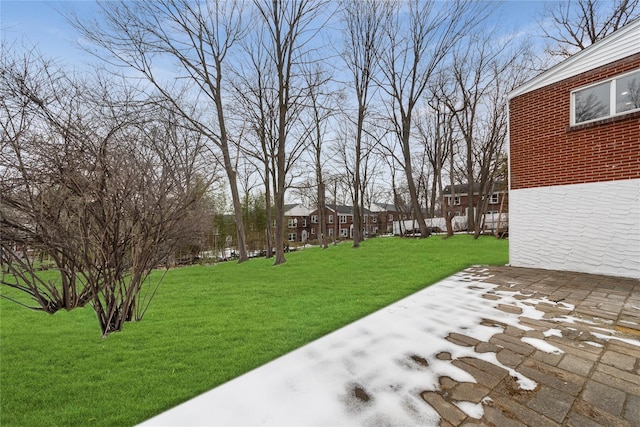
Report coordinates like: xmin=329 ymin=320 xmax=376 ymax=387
xmin=0 ymin=235 xmax=507 ymax=426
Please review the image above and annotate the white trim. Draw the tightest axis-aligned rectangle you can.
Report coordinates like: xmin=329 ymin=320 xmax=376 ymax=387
xmin=509 ymin=18 xmax=640 ymax=99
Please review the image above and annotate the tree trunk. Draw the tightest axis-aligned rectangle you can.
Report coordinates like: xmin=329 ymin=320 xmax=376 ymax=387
xmin=263 ymin=173 xmax=273 ymax=258
xmin=352 ymin=105 xmax=365 ymax=248
xmin=401 ymin=123 xmax=430 ymax=238
xmin=317 ymin=181 xmax=328 ymax=249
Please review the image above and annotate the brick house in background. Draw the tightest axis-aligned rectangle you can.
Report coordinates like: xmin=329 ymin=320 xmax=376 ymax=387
xmin=308 ymin=204 xmax=376 ymax=240
xmin=508 ymin=19 xmax=640 ymax=279
xmin=369 ymin=203 xmax=411 ymax=234
xmin=442 ymin=181 xmax=508 ymax=218
xmin=283 ymin=204 xmax=311 ymax=243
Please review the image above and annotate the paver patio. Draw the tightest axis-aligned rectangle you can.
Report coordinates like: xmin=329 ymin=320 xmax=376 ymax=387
xmin=140 ymin=266 xmax=640 ymax=426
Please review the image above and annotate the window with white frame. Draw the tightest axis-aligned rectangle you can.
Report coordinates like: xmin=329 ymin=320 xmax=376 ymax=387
xmin=454 ymin=196 xmax=461 ymax=206
xmin=302 ymin=218 xmax=307 ymax=227
xmin=328 ymin=215 xmax=333 ymax=224
xmin=388 ymin=214 xmax=393 ymax=221
xmin=340 ymin=215 xmax=347 ymax=224
xmin=489 ymin=193 xmax=499 ymax=204
xmin=328 ymin=228 xmax=333 ymax=236
xmin=311 ymin=227 xmax=315 ymax=235
xmin=311 ymin=215 xmax=318 ymax=223
xmin=288 ymin=233 xmax=296 ymax=241
xmin=572 ymin=69 xmax=640 ymax=125
xmin=340 ymin=228 xmax=348 ymax=237
xmin=372 ymin=216 xmax=377 ymax=223
xmin=288 ymin=218 xmax=297 ymax=228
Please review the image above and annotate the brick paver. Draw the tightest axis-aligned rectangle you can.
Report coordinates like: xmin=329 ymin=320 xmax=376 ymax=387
xmin=423 ymin=266 xmax=640 ymax=426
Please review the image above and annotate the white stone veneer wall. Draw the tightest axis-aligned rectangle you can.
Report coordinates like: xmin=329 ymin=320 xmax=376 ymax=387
xmin=509 ymin=179 xmax=640 ymax=279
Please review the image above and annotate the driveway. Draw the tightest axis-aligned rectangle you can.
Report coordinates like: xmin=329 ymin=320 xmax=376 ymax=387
xmin=140 ymin=266 xmax=640 ymax=426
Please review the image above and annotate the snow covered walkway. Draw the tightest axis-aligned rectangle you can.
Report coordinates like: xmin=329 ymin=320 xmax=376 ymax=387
xmin=139 ymin=266 xmax=640 ymax=426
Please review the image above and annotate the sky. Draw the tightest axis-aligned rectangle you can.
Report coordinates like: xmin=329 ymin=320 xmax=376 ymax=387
xmin=1 ymin=0 xmax=553 ymax=207
xmin=1 ymin=0 xmax=550 ymax=67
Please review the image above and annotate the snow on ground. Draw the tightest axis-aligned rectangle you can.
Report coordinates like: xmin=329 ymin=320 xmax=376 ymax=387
xmin=138 ymin=267 xmax=635 ymax=426
xmin=520 ymin=337 xmax=564 ymax=354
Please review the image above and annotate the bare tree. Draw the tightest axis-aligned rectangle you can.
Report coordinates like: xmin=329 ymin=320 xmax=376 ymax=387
xmin=417 ymin=101 xmax=453 ymax=225
xmin=253 ymin=0 xmax=330 ymax=265
xmin=379 ymin=0 xmax=485 ymax=238
xmin=71 ymin=0 xmax=251 ymax=263
xmin=340 ymin=0 xmax=388 ymax=247
xmin=437 ymin=31 xmax=530 ymax=238
xmin=301 ymin=64 xmax=341 ymax=249
xmin=540 ymin=0 xmax=639 ymax=58
xmin=232 ymin=28 xmax=279 ymax=258
xmin=0 ymin=51 xmax=205 ymax=336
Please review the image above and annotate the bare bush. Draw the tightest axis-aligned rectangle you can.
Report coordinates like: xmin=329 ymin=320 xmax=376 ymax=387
xmin=0 ymin=50 xmax=206 ymax=336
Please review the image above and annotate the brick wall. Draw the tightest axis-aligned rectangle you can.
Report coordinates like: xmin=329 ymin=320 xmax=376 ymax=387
xmin=510 ymin=53 xmax=640 ymax=190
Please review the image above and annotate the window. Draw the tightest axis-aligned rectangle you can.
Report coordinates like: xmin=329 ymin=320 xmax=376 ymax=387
xmin=311 ymin=227 xmax=315 ymax=235
xmin=340 ymin=228 xmax=348 ymax=237
xmin=572 ymin=69 xmax=640 ymax=125
xmin=302 ymin=218 xmax=307 ymax=227
xmin=328 ymin=228 xmax=334 ymax=236
xmin=454 ymin=196 xmax=461 ymax=206
xmin=340 ymin=215 xmax=347 ymax=224
xmin=388 ymin=214 xmax=393 ymax=221
xmin=372 ymin=216 xmax=377 ymax=223
xmin=288 ymin=233 xmax=296 ymax=241
xmin=311 ymin=215 xmax=318 ymax=223
xmin=489 ymin=193 xmax=499 ymax=204
xmin=328 ymin=215 xmax=333 ymax=224
xmin=288 ymin=218 xmax=297 ymax=228
xmin=617 ymin=71 xmax=640 ymax=113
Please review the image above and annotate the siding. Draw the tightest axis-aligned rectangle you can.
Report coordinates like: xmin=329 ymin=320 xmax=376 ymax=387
xmin=509 ymin=180 xmax=640 ymax=279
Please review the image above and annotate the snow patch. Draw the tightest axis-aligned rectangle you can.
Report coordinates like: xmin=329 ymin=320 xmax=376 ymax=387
xmin=521 ymin=337 xmax=564 ymax=354
xmin=592 ymin=332 xmax=640 ymax=347
xmin=585 ymin=341 xmax=604 ymax=348
xmin=454 ymin=401 xmax=484 ymax=419
xmin=543 ymin=328 xmax=563 ymax=338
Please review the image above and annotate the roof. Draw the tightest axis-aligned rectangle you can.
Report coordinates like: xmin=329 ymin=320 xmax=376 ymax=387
xmin=508 ymin=18 xmax=640 ymax=99
xmin=326 ymin=204 xmax=373 ymax=215
xmin=370 ymin=203 xmax=399 ymax=212
xmin=443 ymin=181 xmax=507 ymax=195
xmin=283 ymin=204 xmax=311 ymax=217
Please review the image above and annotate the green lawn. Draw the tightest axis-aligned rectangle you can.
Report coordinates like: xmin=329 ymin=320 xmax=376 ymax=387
xmin=0 ymin=235 xmax=507 ymax=426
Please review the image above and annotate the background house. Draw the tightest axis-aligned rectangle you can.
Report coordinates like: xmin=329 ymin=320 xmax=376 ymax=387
xmin=442 ymin=181 xmax=508 ymax=218
xmin=308 ymin=204 xmax=376 ymax=240
xmin=442 ymin=181 xmax=508 ymax=234
xmin=508 ymin=19 xmax=640 ymax=279
xmin=283 ymin=204 xmax=311 ymax=243
xmin=369 ymin=203 xmax=410 ymax=234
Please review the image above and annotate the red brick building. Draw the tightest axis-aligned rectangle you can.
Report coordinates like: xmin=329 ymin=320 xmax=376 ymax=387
xmin=508 ymin=19 xmax=640 ymax=278
xmin=442 ymin=182 xmax=508 ymax=218
xmin=308 ymin=204 xmax=376 ymax=240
